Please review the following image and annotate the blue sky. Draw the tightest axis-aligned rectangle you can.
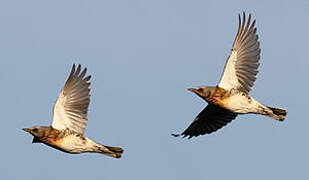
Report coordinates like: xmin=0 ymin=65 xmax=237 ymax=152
xmin=1 ymin=0 xmax=308 ymax=179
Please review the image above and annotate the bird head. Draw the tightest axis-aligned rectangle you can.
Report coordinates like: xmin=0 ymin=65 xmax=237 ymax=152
xmin=188 ymin=86 xmax=215 ymax=101
xmin=22 ymin=126 xmax=45 ymax=143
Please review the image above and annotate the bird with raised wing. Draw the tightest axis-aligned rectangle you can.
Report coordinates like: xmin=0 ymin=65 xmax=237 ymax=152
xmin=173 ymin=13 xmax=287 ymax=139
xmin=23 ymin=64 xmax=123 ymax=158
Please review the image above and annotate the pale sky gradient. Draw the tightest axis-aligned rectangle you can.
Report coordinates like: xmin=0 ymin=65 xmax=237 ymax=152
xmin=1 ymin=0 xmax=308 ymax=179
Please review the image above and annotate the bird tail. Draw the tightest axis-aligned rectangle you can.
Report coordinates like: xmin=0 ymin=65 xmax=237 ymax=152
xmin=266 ymin=106 xmax=287 ymax=121
xmin=93 ymin=143 xmax=124 ymax=158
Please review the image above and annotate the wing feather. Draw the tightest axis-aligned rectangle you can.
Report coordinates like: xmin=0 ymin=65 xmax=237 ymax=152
xmin=173 ymin=103 xmax=238 ymax=138
xmin=51 ymin=64 xmax=91 ymax=134
xmin=218 ymin=12 xmax=261 ymax=93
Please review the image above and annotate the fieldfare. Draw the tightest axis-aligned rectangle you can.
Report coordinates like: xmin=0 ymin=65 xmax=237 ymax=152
xmin=173 ymin=13 xmax=287 ymax=138
xmin=23 ymin=64 xmax=123 ymax=158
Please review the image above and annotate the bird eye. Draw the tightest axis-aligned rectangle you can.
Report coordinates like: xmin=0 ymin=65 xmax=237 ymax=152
xmin=32 ymin=128 xmax=38 ymax=133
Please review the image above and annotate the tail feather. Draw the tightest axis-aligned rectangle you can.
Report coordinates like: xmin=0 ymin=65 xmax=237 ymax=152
xmin=267 ymin=106 xmax=287 ymax=121
xmin=93 ymin=143 xmax=124 ymax=158
xmin=105 ymin=145 xmax=124 ymax=153
xmin=105 ymin=145 xmax=124 ymax=158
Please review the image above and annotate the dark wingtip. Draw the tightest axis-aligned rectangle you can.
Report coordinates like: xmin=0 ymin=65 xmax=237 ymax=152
xmin=172 ymin=133 xmax=193 ymax=139
xmin=171 ymin=133 xmax=180 ymax=137
xmin=76 ymin=64 xmax=81 ymax=72
xmin=71 ymin=64 xmax=76 ymax=73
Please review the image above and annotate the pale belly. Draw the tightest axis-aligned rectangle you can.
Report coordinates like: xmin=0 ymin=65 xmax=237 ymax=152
xmin=222 ymin=93 xmax=263 ymax=114
xmin=58 ymin=134 xmax=93 ymax=153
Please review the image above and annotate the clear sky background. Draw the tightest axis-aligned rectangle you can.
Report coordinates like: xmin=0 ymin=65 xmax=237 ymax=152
xmin=1 ymin=0 xmax=308 ymax=179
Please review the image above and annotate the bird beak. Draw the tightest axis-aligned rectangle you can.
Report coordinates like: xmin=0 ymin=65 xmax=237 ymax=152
xmin=22 ymin=128 xmax=30 ymax=133
xmin=188 ymin=88 xmax=195 ymax=92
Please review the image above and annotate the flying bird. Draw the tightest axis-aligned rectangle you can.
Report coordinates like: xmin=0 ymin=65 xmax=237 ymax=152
xmin=23 ymin=64 xmax=123 ymax=158
xmin=173 ymin=13 xmax=287 ymax=138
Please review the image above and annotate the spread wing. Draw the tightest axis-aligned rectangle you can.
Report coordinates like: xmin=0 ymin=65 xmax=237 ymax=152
xmin=173 ymin=103 xmax=237 ymax=138
xmin=218 ymin=12 xmax=261 ymax=94
xmin=51 ymin=64 xmax=91 ymax=134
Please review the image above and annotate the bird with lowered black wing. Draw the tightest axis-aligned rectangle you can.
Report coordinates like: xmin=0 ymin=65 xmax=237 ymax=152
xmin=173 ymin=13 xmax=287 ymax=139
